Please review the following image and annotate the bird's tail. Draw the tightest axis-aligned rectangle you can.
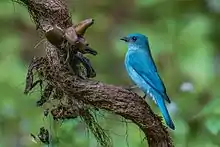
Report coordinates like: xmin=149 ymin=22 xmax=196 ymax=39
xmin=153 ymin=92 xmax=175 ymax=130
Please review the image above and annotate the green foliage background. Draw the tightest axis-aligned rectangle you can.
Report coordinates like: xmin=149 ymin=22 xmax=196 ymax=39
xmin=0 ymin=0 xmax=220 ymax=146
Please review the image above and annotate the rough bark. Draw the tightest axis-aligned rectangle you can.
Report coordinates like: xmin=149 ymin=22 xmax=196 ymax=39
xmin=15 ymin=0 xmax=174 ymax=146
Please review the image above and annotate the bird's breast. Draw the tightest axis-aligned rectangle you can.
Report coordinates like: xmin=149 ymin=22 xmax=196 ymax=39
xmin=124 ymin=51 xmax=153 ymax=94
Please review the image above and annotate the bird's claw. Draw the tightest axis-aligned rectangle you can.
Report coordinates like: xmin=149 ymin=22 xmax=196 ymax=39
xmin=142 ymin=94 xmax=147 ymax=99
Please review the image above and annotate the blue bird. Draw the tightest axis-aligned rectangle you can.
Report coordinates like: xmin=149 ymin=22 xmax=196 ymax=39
xmin=120 ymin=33 xmax=175 ymax=130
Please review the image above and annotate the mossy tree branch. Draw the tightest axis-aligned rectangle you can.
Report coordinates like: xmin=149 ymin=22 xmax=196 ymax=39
xmin=15 ymin=0 xmax=174 ymax=146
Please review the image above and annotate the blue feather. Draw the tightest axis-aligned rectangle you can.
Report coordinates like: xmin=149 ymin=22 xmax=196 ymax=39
xmin=126 ymin=50 xmax=171 ymax=103
xmin=152 ymin=91 xmax=175 ymax=129
xmin=122 ymin=33 xmax=175 ymax=130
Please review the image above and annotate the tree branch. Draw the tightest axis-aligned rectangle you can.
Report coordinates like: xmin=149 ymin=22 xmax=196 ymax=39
xmin=15 ymin=0 xmax=174 ymax=146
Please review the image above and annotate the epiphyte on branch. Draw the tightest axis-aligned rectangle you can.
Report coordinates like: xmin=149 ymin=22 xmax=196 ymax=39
xmin=44 ymin=108 xmax=49 ymax=117
xmin=30 ymin=127 xmax=50 ymax=145
xmin=83 ymin=46 xmax=98 ymax=55
xmin=51 ymin=106 xmax=79 ymax=120
xmin=44 ymin=21 xmax=97 ymax=78
xmin=74 ymin=18 xmax=94 ymax=36
xmin=70 ymin=52 xmax=96 ymax=78
xmin=121 ymin=33 xmax=175 ymax=130
xmin=38 ymin=127 xmax=50 ymax=145
xmin=24 ymin=57 xmax=45 ymax=94
xmin=45 ymin=23 xmax=97 ymax=56
xmin=36 ymin=84 xmax=53 ymax=107
xmin=45 ymin=25 xmax=65 ymax=46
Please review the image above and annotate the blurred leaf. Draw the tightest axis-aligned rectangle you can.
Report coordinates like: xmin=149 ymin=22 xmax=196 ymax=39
xmin=205 ymin=116 xmax=220 ymax=135
xmin=177 ymin=15 xmax=214 ymax=91
xmin=135 ymin=0 xmax=166 ymax=7
xmin=197 ymin=97 xmax=220 ymax=117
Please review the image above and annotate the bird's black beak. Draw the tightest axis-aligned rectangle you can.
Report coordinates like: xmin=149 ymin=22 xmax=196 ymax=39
xmin=120 ymin=37 xmax=129 ymax=42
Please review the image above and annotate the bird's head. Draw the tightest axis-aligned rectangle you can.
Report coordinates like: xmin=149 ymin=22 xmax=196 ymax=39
xmin=120 ymin=33 xmax=149 ymax=49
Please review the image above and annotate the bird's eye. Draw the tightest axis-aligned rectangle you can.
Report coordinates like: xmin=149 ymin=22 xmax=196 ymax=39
xmin=132 ymin=36 xmax=137 ymax=41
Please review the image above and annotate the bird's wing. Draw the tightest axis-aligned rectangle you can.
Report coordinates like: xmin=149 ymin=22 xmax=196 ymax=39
xmin=129 ymin=51 xmax=171 ymax=103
